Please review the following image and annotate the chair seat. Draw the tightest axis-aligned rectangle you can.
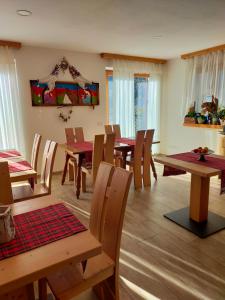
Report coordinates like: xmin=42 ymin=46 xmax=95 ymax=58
xmin=12 ymin=183 xmax=49 ymax=202
xmin=47 ymin=252 xmax=114 ymax=300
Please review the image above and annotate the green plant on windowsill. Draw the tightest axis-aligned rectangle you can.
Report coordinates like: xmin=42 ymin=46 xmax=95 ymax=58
xmin=197 ymin=114 xmax=207 ymax=124
xmin=218 ymin=108 xmax=225 ymax=125
xmin=210 ymin=112 xmax=219 ymax=125
xmin=185 ymin=111 xmax=197 ymax=118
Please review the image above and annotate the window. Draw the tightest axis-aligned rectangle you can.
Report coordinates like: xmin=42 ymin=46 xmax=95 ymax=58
xmin=106 ymin=70 xmax=150 ymax=132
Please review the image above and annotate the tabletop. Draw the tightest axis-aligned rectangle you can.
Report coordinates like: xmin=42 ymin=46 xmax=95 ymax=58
xmin=0 ymin=196 xmax=101 ymax=295
xmin=0 ymin=152 xmax=37 ymax=183
xmin=154 ymin=154 xmax=221 ymax=177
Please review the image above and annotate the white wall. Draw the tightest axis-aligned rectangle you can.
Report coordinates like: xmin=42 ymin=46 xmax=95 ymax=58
xmin=14 ymin=46 xmax=107 ymax=172
xmin=161 ymin=58 xmax=218 ymax=155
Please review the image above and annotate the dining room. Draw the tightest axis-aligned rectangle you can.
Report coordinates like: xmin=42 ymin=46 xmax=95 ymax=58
xmin=1 ymin=1 xmax=225 ymax=300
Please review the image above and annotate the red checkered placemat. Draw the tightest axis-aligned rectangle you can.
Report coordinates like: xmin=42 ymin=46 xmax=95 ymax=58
xmin=8 ymin=160 xmax=32 ymax=173
xmin=0 ymin=150 xmax=21 ymax=159
xmin=116 ymin=138 xmax=135 ymax=146
xmin=0 ymin=203 xmax=87 ymax=260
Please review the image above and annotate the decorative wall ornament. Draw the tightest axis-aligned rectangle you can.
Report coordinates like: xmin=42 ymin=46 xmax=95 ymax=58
xmin=58 ymin=106 xmax=73 ymax=122
xmin=30 ymin=57 xmax=99 ymax=108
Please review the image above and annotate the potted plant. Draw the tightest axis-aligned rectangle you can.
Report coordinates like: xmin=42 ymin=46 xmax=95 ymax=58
xmin=184 ymin=111 xmax=197 ymax=124
xmin=218 ymin=108 xmax=225 ymax=125
xmin=197 ymin=114 xmax=207 ymax=124
xmin=210 ymin=112 xmax=219 ymax=125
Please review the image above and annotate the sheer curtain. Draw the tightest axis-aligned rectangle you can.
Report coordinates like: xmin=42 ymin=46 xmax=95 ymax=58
xmin=0 ymin=46 xmax=25 ymax=154
xmin=183 ymin=50 xmax=225 ymax=115
xmin=112 ymin=59 xmax=162 ymax=144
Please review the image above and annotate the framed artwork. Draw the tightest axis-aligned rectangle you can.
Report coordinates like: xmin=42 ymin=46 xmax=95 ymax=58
xmin=30 ymin=80 xmax=99 ymax=107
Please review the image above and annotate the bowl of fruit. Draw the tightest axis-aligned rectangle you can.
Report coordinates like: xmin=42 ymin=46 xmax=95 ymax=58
xmin=191 ymin=147 xmax=214 ymax=161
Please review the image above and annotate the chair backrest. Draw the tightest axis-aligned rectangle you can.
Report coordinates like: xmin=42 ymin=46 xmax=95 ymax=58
xmin=104 ymin=133 xmax=115 ymax=164
xmin=0 ymin=162 xmax=13 ymax=204
xmin=31 ymin=133 xmax=42 ymax=171
xmin=113 ymin=124 xmax=121 ymax=139
xmin=104 ymin=125 xmax=113 ymax=135
xmin=102 ymin=167 xmax=132 ymax=265
xmin=92 ymin=134 xmax=105 ymax=184
xmin=134 ymin=130 xmax=145 ymax=189
xmin=75 ymin=127 xmax=85 ymax=142
xmin=89 ymin=162 xmax=114 ymax=240
xmin=65 ymin=128 xmax=75 ymax=144
xmin=143 ymin=129 xmax=155 ymax=186
xmin=40 ymin=140 xmax=58 ymax=192
xmin=44 ymin=141 xmax=58 ymax=192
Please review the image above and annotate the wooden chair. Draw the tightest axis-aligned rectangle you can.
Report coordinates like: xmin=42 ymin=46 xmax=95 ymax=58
xmin=66 ymin=127 xmax=85 ymax=182
xmin=104 ymin=125 xmax=113 ymax=135
xmin=112 ymin=124 xmax=121 ymax=139
xmin=31 ymin=133 xmax=42 ymax=173
xmin=104 ymin=133 xmax=116 ymax=165
xmin=0 ymin=161 xmax=13 ymax=204
xmin=12 ymin=140 xmax=58 ymax=202
xmin=143 ymin=129 xmax=155 ymax=187
xmin=75 ymin=127 xmax=85 ymax=142
xmin=44 ymin=167 xmax=133 ymax=300
xmin=126 ymin=130 xmax=145 ymax=189
xmin=81 ymin=134 xmax=105 ymax=192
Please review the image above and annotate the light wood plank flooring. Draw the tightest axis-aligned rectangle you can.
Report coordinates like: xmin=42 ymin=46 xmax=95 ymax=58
xmin=50 ymin=163 xmax=225 ymax=300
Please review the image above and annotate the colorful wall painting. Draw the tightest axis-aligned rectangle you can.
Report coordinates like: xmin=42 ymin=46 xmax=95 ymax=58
xmin=30 ymin=80 xmax=99 ymax=107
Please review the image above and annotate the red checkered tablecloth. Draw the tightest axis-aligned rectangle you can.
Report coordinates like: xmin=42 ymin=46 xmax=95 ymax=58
xmin=0 ymin=203 xmax=86 ymax=260
xmin=0 ymin=150 xmax=21 ymax=159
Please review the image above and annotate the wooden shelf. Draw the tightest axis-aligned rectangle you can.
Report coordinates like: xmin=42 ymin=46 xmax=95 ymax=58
xmin=183 ymin=123 xmax=222 ymax=129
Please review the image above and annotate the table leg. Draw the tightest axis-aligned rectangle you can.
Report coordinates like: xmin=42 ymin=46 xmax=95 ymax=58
xmin=190 ymin=174 xmax=209 ymax=222
xmin=61 ymin=153 xmax=70 ymax=185
xmin=121 ymin=150 xmax=129 ymax=169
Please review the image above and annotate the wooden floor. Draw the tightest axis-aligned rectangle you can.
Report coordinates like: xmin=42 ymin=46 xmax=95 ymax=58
xmin=50 ymin=163 xmax=225 ymax=300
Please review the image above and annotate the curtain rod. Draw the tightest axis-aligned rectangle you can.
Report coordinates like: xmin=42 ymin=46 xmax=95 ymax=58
xmin=0 ymin=40 xmax=21 ymax=49
xmin=181 ymin=44 xmax=225 ymax=59
xmin=100 ymin=53 xmax=167 ymax=64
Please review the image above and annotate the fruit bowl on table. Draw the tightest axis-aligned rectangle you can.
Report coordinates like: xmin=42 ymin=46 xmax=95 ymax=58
xmin=191 ymin=147 xmax=214 ymax=162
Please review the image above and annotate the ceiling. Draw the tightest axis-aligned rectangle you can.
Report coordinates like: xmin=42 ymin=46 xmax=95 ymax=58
xmin=1 ymin=0 xmax=225 ymax=59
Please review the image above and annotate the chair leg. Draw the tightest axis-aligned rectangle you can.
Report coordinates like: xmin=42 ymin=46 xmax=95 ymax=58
xmin=150 ymin=155 xmax=157 ymax=180
xmin=38 ymin=278 xmax=48 ymax=300
xmin=81 ymin=171 xmax=86 ymax=193
xmin=93 ymin=274 xmax=119 ymax=300
xmin=68 ymin=163 xmax=74 ymax=181
xmin=134 ymin=165 xmax=142 ymax=190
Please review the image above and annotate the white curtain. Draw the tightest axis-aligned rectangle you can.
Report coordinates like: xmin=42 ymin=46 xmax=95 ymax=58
xmin=0 ymin=46 xmax=25 ymax=154
xmin=112 ymin=59 xmax=162 ymax=143
xmin=183 ymin=50 xmax=225 ymax=114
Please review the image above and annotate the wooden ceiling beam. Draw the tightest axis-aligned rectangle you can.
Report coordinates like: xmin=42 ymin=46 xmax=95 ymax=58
xmin=0 ymin=40 xmax=21 ymax=49
xmin=100 ymin=53 xmax=167 ymax=64
xmin=181 ymin=44 xmax=225 ymax=59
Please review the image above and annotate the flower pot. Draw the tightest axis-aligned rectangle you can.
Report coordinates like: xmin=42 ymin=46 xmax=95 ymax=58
xmin=197 ymin=117 xmax=206 ymax=124
xmin=212 ymin=117 xmax=219 ymax=125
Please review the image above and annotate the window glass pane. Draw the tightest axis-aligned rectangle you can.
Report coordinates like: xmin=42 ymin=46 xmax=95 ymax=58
xmin=108 ymin=75 xmax=113 ymax=124
xmin=134 ymin=77 xmax=148 ymax=131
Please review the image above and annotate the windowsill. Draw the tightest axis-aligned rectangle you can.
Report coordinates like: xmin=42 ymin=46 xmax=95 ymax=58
xmin=183 ymin=123 xmax=222 ymax=129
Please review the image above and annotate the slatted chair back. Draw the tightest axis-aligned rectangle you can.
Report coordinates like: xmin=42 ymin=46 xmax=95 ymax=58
xmin=104 ymin=133 xmax=115 ymax=165
xmin=65 ymin=128 xmax=75 ymax=144
xmin=133 ymin=130 xmax=145 ymax=189
xmin=75 ymin=127 xmax=85 ymax=142
xmin=92 ymin=134 xmax=105 ymax=184
xmin=89 ymin=162 xmax=114 ymax=240
xmin=0 ymin=162 xmax=13 ymax=204
xmin=31 ymin=133 xmax=42 ymax=171
xmin=102 ymin=167 xmax=132 ymax=267
xmin=143 ymin=129 xmax=155 ymax=186
xmin=43 ymin=141 xmax=58 ymax=192
xmin=112 ymin=124 xmax=121 ymax=139
xmin=104 ymin=125 xmax=113 ymax=135
xmin=40 ymin=140 xmax=52 ymax=184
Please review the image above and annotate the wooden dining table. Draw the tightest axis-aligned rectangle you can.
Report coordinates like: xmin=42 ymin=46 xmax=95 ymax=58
xmin=155 ymin=153 xmax=225 ymax=238
xmin=61 ymin=138 xmax=160 ymax=199
xmin=0 ymin=150 xmax=37 ymax=188
xmin=0 ymin=196 xmax=101 ymax=296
